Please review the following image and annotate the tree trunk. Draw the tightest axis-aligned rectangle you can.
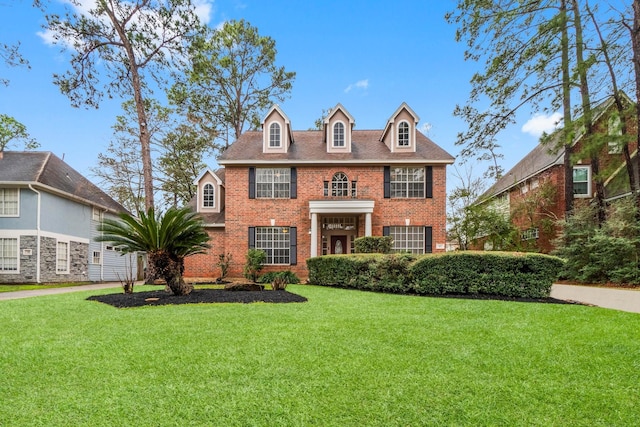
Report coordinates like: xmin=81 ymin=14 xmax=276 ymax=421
xmin=632 ymin=1 xmax=640 ymax=210
xmin=149 ymin=251 xmax=193 ymax=296
xmin=103 ymin=4 xmax=155 ymax=211
xmin=561 ymin=0 xmax=574 ymax=217
xmin=573 ymin=0 xmax=606 ymax=224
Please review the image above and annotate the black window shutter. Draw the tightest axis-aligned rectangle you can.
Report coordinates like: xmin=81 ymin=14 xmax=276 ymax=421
xmin=424 ymin=226 xmax=433 ymax=253
xmin=248 ymin=227 xmax=256 ymax=249
xmin=248 ymin=167 xmax=256 ymax=199
xmin=384 ymin=166 xmax=391 ymax=198
xmin=382 ymin=226 xmax=390 ymax=236
xmin=290 ymin=167 xmax=297 ymax=199
xmin=289 ymin=227 xmax=297 ymax=265
xmin=425 ymin=166 xmax=433 ymax=199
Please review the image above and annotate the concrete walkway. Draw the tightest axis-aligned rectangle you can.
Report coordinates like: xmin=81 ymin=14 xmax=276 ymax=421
xmin=551 ymin=284 xmax=640 ymax=314
xmin=0 ymin=282 xmax=124 ymax=301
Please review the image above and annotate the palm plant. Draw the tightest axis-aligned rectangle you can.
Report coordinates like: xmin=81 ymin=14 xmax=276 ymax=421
xmin=97 ymin=207 xmax=210 ymax=296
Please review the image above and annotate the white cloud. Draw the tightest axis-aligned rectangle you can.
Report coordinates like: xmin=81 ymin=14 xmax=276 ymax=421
xmin=344 ymin=79 xmax=369 ymax=93
xmin=521 ymin=112 xmax=563 ymax=137
xmin=419 ymin=122 xmax=432 ymax=136
xmin=38 ymin=0 xmax=215 ymax=47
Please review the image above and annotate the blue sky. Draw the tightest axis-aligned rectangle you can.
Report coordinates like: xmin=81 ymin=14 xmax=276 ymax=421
xmin=0 ymin=0 xmax=559 ymax=189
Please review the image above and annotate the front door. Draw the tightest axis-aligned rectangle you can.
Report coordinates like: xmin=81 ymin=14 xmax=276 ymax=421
xmin=331 ymin=235 xmax=347 ymax=254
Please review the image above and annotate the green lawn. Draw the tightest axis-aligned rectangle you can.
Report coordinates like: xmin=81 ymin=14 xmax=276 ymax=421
xmin=0 ymin=282 xmax=91 ymax=293
xmin=1 ymin=285 xmax=638 ymax=426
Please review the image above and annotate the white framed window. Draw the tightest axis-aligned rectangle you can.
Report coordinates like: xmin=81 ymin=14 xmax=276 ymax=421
xmin=390 ymin=167 xmax=425 ymax=198
xmin=255 ymin=227 xmax=290 ymax=265
xmin=521 ymin=183 xmax=529 ymax=194
xmin=389 ymin=226 xmax=425 ymax=254
xmin=331 ymin=172 xmax=349 ymax=197
xmin=521 ymin=228 xmax=539 ymax=241
xmin=607 ymin=114 xmax=622 ymax=154
xmin=56 ymin=241 xmax=69 ymax=274
xmin=0 ymin=188 xmax=19 ymax=216
xmin=92 ymin=207 xmax=103 ymax=222
xmin=269 ymin=122 xmax=281 ymax=147
xmin=92 ymin=251 xmax=102 ymax=265
xmin=398 ymin=121 xmax=410 ymax=146
xmin=573 ymin=166 xmax=591 ymax=197
xmin=203 ymin=183 xmax=215 ymax=208
xmin=333 ymin=122 xmax=345 ymax=147
xmin=531 ymin=178 xmax=540 ymax=190
xmin=256 ymin=168 xmax=290 ymax=198
xmin=0 ymin=238 xmax=18 ymax=272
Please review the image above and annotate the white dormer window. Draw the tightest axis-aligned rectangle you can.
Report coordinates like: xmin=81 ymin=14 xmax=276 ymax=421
xmin=269 ymin=122 xmax=281 ymax=147
xmin=398 ymin=121 xmax=410 ymax=146
xmin=203 ymin=183 xmax=215 ymax=208
xmin=333 ymin=122 xmax=345 ymax=147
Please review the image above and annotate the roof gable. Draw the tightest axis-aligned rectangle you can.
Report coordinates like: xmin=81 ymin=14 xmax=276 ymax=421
xmin=0 ymin=151 xmax=129 ymax=214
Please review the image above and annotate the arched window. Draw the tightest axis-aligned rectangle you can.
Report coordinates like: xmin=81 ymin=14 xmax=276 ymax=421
xmin=333 ymin=122 xmax=345 ymax=147
xmin=331 ymin=172 xmax=349 ymax=197
xmin=398 ymin=121 xmax=410 ymax=146
xmin=269 ymin=122 xmax=281 ymax=147
xmin=203 ymin=183 xmax=215 ymax=208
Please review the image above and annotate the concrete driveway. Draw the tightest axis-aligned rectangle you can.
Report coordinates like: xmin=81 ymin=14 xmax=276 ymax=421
xmin=551 ymin=284 xmax=640 ymax=314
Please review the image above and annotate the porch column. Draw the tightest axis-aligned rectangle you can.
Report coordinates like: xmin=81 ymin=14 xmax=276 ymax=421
xmin=365 ymin=213 xmax=372 ymax=236
xmin=310 ymin=212 xmax=318 ymax=257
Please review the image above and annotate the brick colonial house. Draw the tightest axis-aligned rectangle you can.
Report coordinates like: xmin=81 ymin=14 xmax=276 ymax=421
xmin=184 ymin=103 xmax=455 ymax=279
xmin=476 ymin=93 xmax=638 ymax=253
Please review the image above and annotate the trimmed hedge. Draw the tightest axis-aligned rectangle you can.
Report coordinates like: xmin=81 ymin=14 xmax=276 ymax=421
xmin=307 ymin=251 xmax=564 ymax=299
xmin=354 ymin=236 xmax=393 ymax=254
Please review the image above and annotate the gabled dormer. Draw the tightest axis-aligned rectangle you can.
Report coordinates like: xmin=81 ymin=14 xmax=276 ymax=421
xmin=262 ymin=104 xmax=293 ymax=154
xmin=380 ymin=102 xmax=420 ymax=153
xmin=194 ymin=169 xmax=225 ymax=214
xmin=324 ymin=103 xmax=355 ymax=154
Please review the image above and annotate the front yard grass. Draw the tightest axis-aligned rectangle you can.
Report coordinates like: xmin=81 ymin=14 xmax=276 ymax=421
xmin=0 ymin=284 xmax=638 ymax=426
xmin=0 ymin=282 xmax=91 ymax=293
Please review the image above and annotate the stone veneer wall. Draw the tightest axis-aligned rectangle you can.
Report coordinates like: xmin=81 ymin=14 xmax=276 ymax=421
xmin=0 ymin=235 xmax=37 ymax=284
xmin=39 ymin=237 xmax=89 ymax=283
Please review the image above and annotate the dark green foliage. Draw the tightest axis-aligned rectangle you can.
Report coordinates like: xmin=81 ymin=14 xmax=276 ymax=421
xmin=410 ymin=252 xmax=563 ymax=298
xmin=354 ymin=236 xmax=393 ymax=253
xmin=259 ymin=271 xmax=301 ymax=285
xmin=97 ymin=207 xmax=210 ymax=295
xmin=243 ymin=249 xmax=266 ymax=282
xmin=307 ymin=252 xmax=563 ymax=298
xmin=554 ymin=198 xmax=640 ymax=284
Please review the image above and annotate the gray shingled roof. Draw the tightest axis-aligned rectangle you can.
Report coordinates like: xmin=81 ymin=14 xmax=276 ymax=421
xmin=218 ymin=130 xmax=455 ymax=165
xmin=0 ymin=151 xmax=129 ymax=214
xmin=481 ymin=143 xmax=565 ymax=199
xmin=480 ymin=93 xmax=633 ymax=201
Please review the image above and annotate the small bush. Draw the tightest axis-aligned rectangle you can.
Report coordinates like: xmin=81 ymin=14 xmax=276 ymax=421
xmin=243 ymin=249 xmax=266 ymax=282
xmin=354 ymin=236 xmax=393 ymax=254
xmin=259 ymin=271 xmax=301 ymax=285
xmin=216 ymin=253 xmax=232 ymax=280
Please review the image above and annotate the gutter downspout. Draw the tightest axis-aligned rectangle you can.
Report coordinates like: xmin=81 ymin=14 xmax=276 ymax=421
xmin=28 ymin=184 xmax=41 ymax=283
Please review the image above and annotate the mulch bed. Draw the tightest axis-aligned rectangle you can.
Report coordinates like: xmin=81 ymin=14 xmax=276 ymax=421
xmin=87 ymin=288 xmax=307 ymax=308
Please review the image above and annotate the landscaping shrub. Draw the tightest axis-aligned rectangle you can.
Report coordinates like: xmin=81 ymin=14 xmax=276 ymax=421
xmin=259 ymin=271 xmax=301 ymax=285
xmin=243 ymin=249 xmax=266 ymax=282
xmin=307 ymin=251 xmax=564 ymax=298
xmin=554 ymin=199 xmax=640 ymax=285
xmin=410 ymin=251 xmax=564 ymax=298
xmin=354 ymin=236 xmax=393 ymax=253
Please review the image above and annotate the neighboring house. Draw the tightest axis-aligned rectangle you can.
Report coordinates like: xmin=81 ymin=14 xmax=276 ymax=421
xmin=184 ymin=102 xmax=455 ymax=278
xmin=476 ymin=93 xmax=638 ymax=253
xmin=0 ymin=151 xmax=138 ymax=284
